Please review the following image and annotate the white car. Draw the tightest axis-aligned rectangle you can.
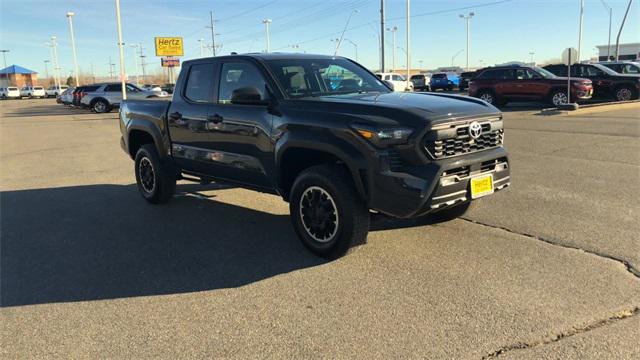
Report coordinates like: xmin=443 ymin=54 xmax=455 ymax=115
xmin=0 ymin=86 xmax=21 ymax=99
xmin=375 ymin=72 xmax=414 ymax=92
xmin=59 ymin=87 xmax=74 ymax=105
xmin=46 ymin=85 xmax=69 ymax=98
xmin=142 ymin=84 xmax=162 ymax=93
xmin=20 ymin=86 xmax=46 ymax=98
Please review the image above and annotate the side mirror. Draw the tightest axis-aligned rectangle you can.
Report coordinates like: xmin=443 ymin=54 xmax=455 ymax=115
xmin=383 ymin=80 xmax=395 ymax=90
xmin=231 ymin=86 xmax=268 ymax=105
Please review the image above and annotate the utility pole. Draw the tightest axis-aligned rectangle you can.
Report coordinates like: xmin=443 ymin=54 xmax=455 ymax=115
xmin=0 ymin=49 xmax=8 ymax=68
xmin=109 ymin=57 xmax=115 ymax=79
xmin=600 ymin=0 xmax=612 ymax=60
xmin=262 ymin=19 xmax=272 ymax=53
xmin=578 ymin=0 xmax=584 ymax=61
xmin=344 ymin=39 xmax=358 ymax=61
xmin=115 ymin=0 xmax=127 ymax=99
xmin=44 ymin=60 xmax=50 ymax=80
xmin=66 ymin=12 xmax=80 ymax=86
xmin=460 ymin=12 xmax=475 ymax=71
xmin=207 ymin=11 xmax=217 ymax=56
xmin=139 ymin=43 xmax=147 ymax=84
xmin=51 ymin=36 xmax=62 ymax=89
xmin=198 ymin=38 xmax=204 ymax=57
xmin=529 ymin=52 xmax=535 ymax=64
xmin=380 ymin=0 xmax=385 ymax=72
xmin=46 ymin=43 xmax=58 ymax=89
xmin=130 ymin=44 xmax=140 ymax=85
xmin=615 ymin=0 xmax=633 ymax=60
xmin=386 ymin=26 xmax=397 ymax=71
xmin=406 ymin=0 xmax=410 ymax=91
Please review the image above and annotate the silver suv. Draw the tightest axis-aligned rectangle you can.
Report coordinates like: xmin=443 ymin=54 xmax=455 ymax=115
xmin=81 ymin=83 xmax=169 ymax=113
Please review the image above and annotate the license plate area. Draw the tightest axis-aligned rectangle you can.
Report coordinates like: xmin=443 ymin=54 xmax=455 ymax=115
xmin=470 ymin=174 xmax=494 ymax=199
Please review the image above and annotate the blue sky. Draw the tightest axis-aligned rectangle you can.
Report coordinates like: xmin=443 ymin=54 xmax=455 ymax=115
xmin=0 ymin=0 xmax=638 ymax=77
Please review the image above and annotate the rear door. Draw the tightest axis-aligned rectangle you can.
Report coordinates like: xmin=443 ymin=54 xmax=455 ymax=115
xmin=580 ymin=65 xmax=613 ymax=97
xmin=205 ymin=59 xmax=275 ymax=188
xmin=513 ymin=68 xmax=546 ymax=99
xmin=167 ymin=60 xmax=220 ymax=175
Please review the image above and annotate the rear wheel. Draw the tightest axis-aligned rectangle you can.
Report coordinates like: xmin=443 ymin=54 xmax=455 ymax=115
xmin=290 ymin=165 xmax=369 ymax=259
xmin=134 ymin=144 xmax=176 ymax=204
xmin=478 ymin=89 xmax=496 ymax=105
xmin=614 ymin=86 xmax=636 ymax=101
xmin=92 ymin=99 xmax=110 ymax=113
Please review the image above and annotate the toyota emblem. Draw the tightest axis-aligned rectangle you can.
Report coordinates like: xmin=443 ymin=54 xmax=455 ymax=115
xmin=468 ymin=121 xmax=482 ymax=139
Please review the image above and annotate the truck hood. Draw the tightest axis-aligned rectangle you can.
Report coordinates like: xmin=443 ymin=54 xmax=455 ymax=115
xmin=317 ymin=91 xmax=499 ymax=122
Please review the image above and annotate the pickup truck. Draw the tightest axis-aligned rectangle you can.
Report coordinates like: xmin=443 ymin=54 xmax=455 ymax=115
xmin=119 ymin=53 xmax=510 ymax=258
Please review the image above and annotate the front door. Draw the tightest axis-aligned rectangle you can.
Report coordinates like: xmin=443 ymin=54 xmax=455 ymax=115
xmin=206 ymin=60 xmax=275 ymax=189
xmin=167 ymin=61 xmax=220 ymax=175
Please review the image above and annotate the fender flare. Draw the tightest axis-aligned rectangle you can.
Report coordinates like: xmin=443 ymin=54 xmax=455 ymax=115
xmin=126 ymin=119 xmax=168 ymax=159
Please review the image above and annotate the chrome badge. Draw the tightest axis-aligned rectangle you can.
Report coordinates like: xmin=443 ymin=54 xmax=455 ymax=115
xmin=468 ymin=121 xmax=482 ymax=139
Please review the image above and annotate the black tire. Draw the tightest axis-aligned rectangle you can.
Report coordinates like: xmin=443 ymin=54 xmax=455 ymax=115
xmin=614 ymin=85 xmax=637 ymax=102
xmin=477 ymin=89 xmax=496 ymax=105
xmin=431 ymin=201 xmax=473 ymax=222
xmin=92 ymin=99 xmax=111 ymax=113
xmin=134 ymin=144 xmax=176 ymax=204
xmin=548 ymin=89 xmax=569 ymax=106
xmin=289 ymin=165 xmax=369 ymax=259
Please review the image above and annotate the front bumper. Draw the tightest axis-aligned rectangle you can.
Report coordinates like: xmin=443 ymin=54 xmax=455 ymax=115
xmin=367 ymin=147 xmax=510 ymax=218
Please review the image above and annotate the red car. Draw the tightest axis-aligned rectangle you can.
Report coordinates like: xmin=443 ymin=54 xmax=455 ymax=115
xmin=469 ymin=65 xmax=593 ymax=106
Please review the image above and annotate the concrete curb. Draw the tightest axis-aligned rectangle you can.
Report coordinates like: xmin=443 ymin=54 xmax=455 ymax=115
xmin=538 ymin=100 xmax=640 ymax=116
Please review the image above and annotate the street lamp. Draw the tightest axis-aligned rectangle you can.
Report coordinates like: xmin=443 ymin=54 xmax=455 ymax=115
xmin=44 ymin=60 xmax=50 ymax=81
xmin=115 ymin=0 xmax=126 ymax=99
xmin=66 ymin=12 xmax=80 ymax=86
xmin=459 ymin=12 xmax=474 ymax=71
xmin=0 ymin=49 xmax=9 ymax=68
xmin=343 ymin=39 xmax=358 ymax=61
xmin=451 ymin=49 xmax=464 ymax=67
xmin=386 ymin=26 xmax=398 ymax=71
xmin=262 ymin=19 xmax=272 ymax=53
xmin=50 ymin=36 xmax=62 ymax=90
xmin=334 ymin=9 xmax=359 ymax=56
xmin=130 ymin=44 xmax=140 ymax=85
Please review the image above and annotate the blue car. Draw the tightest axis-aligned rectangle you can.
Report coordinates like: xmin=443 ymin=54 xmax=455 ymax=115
xmin=429 ymin=72 xmax=459 ymax=91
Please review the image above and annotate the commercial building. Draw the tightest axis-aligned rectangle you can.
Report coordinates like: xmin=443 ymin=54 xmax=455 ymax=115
xmin=0 ymin=65 xmax=39 ymax=87
xmin=596 ymin=43 xmax=640 ymax=61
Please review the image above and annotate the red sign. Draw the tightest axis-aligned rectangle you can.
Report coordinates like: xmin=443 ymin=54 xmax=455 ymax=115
xmin=161 ymin=57 xmax=180 ymax=67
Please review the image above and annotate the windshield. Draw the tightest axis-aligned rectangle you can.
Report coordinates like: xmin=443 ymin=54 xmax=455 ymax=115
xmin=266 ymin=58 xmax=390 ymax=98
xmin=535 ymin=67 xmax=557 ymax=79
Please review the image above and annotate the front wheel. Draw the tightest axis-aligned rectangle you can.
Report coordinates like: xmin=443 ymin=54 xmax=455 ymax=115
xmin=549 ymin=89 xmax=569 ymax=106
xmin=290 ymin=165 xmax=370 ymax=259
xmin=92 ymin=99 xmax=110 ymax=113
xmin=134 ymin=144 xmax=176 ymax=204
xmin=477 ymin=90 xmax=496 ymax=105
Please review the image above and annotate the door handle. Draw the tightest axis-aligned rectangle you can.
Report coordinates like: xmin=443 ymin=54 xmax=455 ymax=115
xmin=207 ymin=114 xmax=224 ymax=124
xmin=169 ymin=111 xmax=182 ymax=120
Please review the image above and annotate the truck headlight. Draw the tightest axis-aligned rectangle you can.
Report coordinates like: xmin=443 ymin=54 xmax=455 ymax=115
xmin=352 ymin=125 xmax=414 ymax=147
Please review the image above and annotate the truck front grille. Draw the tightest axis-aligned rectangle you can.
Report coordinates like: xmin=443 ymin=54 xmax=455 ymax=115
xmin=424 ymin=119 xmax=503 ymax=159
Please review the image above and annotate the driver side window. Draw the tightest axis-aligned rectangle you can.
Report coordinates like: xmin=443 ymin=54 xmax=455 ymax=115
xmin=218 ymin=62 xmax=267 ymax=104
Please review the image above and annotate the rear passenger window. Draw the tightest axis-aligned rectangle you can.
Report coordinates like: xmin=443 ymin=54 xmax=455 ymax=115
xmin=185 ymin=63 xmax=215 ymax=103
xmin=104 ymin=84 xmax=121 ymax=92
xmin=478 ymin=69 xmax=513 ymax=80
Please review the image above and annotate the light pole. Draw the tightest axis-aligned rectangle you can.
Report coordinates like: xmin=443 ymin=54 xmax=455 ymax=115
xmin=334 ymin=9 xmax=359 ymax=56
xmin=343 ymin=39 xmax=358 ymax=61
xmin=262 ymin=19 xmax=272 ymax=53
xmin=529 ymin=52 xmax=535 ymax=64
xmin=578 ymin=0 xmax=584 ymax=61
xmin=600 ymin=0 xmax=612 ymax=60
xmin=451 ymin=49 xmax=464 ymax=67
xmin=207 ymin=11 xmax=217 ymax=56
xmin=130 ymin=44 xmax=140 ymax=85
xmin=44 ymin=60 xmax=50 ymax=81
xmin=115 ymin=0 xmax=126 ymax=99
xmin=459 ymin=12 xmax=474 ymax=71
xmin=66 ymin=12 xmax=80 ymax=86
xmin=198 ymin=38 xmax=205 ymax=57
xmin=51 ymin=36 xmax=62 ymax=89
xmin=386 ymin=26 xmax=398 ymax=71
xmin=406 ymin=0 xmax=410 ymax=91
xmin=45 ymin=43 xmax=58 ymax=89
xmin=0 ymin=49 xmax=8 ymax=68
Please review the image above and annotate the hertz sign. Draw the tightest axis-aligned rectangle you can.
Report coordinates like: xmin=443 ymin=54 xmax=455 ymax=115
xmin=155 ymin=37 xmax=184 ymax=57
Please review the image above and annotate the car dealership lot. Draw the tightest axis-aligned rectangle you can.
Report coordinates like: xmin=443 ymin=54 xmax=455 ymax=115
xmin=1 ymin=99 xmax=639 ymax=358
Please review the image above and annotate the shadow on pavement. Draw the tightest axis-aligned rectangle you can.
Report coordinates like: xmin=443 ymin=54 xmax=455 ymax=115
xmin=0 ymin=184 xmax=324 ymax=307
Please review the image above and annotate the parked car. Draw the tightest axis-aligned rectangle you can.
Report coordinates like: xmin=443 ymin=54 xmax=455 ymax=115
xmin=430 ymin=73 xmax=459 ymax=91
xmin=71 ymin=85 xmax=97 ymax=107
xmin=459 ymin=71 xmax=479 ymax=91
xmin=142 ymin=84 xmax=162 ymax=92
xmin=469 ymin=65 xmax=593 ymax=106
xmin=161 ymin=83 xmax=175 ymax=94
xmin=410 ymin=74 xmax=431 ymax=91
xmin=45 ymin=84 xmax=69 ymax=98
xmin=598 ymin=61 xmax=640 ymax=75
xmin=119 ymin=53 xmax=509 ymax=258
xmin=0 ymin=86 xmax=21 ymax=99
xmin=59 ymin=87 xmax=74 ymax=105
xmin=82 ymin=82 xmax=169 ymax=113
xmin=375 ymin=72 xmax=414 ymax=91
xmin=19 ymin=86 xmax=46 ymax=98
xmin=544 ymin=63 xmax=640 ymax=101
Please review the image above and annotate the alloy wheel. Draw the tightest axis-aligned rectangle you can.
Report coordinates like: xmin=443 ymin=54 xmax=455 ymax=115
xmin=299 ymin=186 xmax=339 ymax=243
xmin=480 ymin=93 xmax=494 ymax=104
xmin=138 ymin=157 xmax=156 ymax=194
xmin=616 ymin=88 xmax=632 ymax=101
xmin=552 ymin=92 xmax=568 ymax=106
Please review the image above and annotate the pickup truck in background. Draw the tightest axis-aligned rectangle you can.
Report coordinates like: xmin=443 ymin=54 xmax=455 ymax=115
xmin=119 ymin=53 xmax=510 ymax=258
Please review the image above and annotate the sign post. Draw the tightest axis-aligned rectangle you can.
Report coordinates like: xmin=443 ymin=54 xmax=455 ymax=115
xmin=561 ymin=47 xmax=578 ymax=107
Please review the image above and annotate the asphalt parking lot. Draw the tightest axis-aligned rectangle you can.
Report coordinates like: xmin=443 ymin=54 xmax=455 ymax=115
xmin=1 ymin=99 xmax=639 ymax=359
